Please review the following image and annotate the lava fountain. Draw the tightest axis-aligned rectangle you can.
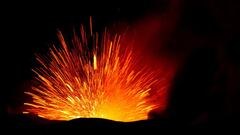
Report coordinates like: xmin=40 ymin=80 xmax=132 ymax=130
xmin=23 ymin=17 xmax=173 ymax=122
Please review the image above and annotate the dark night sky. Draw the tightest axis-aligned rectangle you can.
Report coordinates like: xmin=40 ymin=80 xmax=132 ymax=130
xmin=2 ymin=0 xmax=240 ymax=130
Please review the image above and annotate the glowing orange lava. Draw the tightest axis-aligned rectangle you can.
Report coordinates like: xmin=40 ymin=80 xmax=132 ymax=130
xmin=23 ymin=17 xmax=172 ymax=122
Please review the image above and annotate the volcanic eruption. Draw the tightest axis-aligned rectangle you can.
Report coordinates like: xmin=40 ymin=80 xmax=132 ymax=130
xmin=23 ymin=17 xmax=173 ymax=122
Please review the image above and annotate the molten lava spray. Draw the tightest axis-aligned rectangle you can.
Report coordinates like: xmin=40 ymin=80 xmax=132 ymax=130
xmin=23 ymin=17 xmax=172 ymax=122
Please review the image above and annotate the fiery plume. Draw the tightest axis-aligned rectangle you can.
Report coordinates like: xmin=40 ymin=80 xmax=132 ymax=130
xmin=23 ymin=17 xmax=172 ymax=122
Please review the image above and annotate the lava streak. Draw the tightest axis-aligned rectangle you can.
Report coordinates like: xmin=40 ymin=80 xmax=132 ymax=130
xmin=23 ymin=18 xmax=172 ymax=122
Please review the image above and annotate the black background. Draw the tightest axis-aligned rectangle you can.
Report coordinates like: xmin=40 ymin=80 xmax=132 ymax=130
xmin=2 ymin=0 xmax=240 ymax=131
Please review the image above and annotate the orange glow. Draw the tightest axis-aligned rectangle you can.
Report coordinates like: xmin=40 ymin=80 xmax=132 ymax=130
xmin=23 ymin=18 xmax=172 ymax=122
